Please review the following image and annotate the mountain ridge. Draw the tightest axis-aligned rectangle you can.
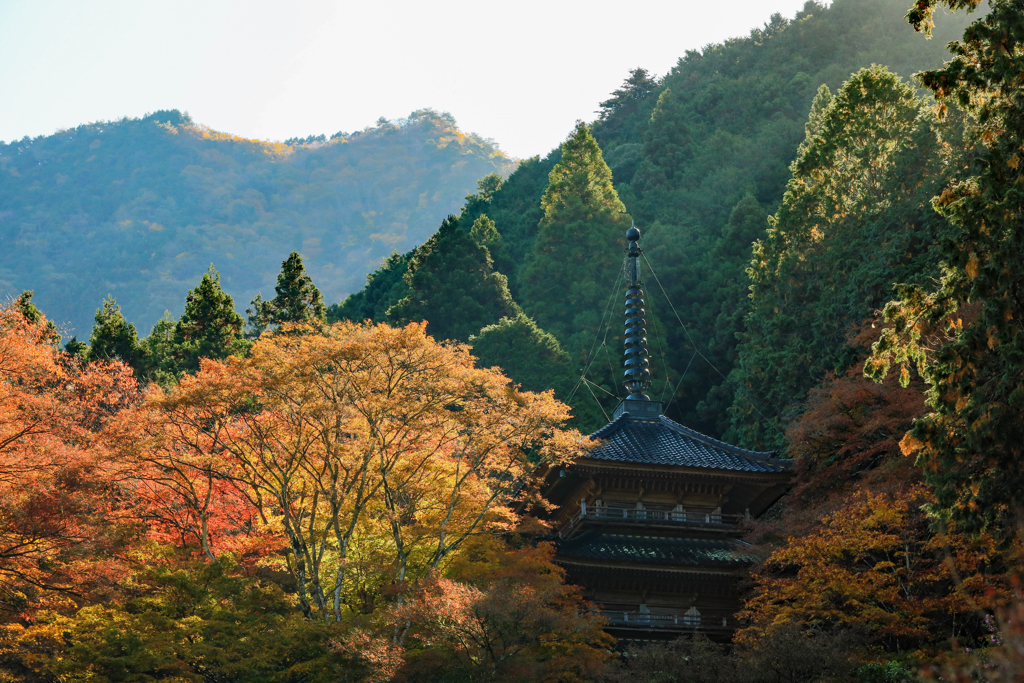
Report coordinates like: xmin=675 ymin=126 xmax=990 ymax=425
xmin=0 ymin=108 xmax=512 ymax=335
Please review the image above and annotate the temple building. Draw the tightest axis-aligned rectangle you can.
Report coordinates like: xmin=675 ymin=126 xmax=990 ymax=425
xmin=539 ymin=226 xmax=793 ymax=640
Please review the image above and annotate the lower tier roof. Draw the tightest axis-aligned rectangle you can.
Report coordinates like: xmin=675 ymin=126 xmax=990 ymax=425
xmin=557 ymin=532 xmax=753 ymax=569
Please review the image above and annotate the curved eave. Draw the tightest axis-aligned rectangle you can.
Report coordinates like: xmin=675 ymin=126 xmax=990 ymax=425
xmin=584 ymin=413 xmax=793 ymax=474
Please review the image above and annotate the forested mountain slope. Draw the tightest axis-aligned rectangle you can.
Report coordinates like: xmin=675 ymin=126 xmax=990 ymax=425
xmin=590 ymin=0 xmax=974 ymax=438
xmin=0 ymin=109 xmax=511 ymax=335
xmin=337 ymin=0 xmax=975 ymax=438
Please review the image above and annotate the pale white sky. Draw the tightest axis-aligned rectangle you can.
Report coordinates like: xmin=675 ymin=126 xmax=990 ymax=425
xmin=0 ymin=0 xmax=814 ymax=159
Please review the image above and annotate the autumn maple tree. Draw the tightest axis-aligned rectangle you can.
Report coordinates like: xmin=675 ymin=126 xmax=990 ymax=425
xmin=0 ymin=299 xmax=138 ymax=617
xmin=139 ymin=321 xmax=586 ymax=621
xmin=395 ymin=538 xmax=612 ymax=683
xmin=740 ymin=485 xmax=1019 ymax=655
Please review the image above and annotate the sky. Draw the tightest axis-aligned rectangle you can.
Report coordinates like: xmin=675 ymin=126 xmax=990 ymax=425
xmin=0 ymin=0 xmax=815 ymax=160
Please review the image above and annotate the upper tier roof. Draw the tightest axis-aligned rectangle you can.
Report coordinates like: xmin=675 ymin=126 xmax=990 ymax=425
xmin=586 ymin=412 xmax=789 ymax=474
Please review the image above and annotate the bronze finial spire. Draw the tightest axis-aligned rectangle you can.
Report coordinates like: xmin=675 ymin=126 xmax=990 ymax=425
xmin=623 ymin=224 xmax=652 ymax=400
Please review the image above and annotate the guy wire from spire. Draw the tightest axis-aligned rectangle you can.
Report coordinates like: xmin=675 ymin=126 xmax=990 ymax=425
xmin=640 ymin=251 xmax=785 ymax=439
xmin=566 ymin=257 xmax=626 ymax=406
xmin=623 ymin=225 xmax=652 ymax=400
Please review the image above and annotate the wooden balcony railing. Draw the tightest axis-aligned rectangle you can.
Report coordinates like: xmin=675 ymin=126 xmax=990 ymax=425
xmin=560 ymin=506 xmax=746 ymax=537
xmin=596 ymin=608 xmax=736 ymax=633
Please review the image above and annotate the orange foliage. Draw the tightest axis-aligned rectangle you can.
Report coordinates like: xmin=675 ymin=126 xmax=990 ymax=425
xmin=137 ymin=322 xmax=586 ymax=621
xmin=741 ymin=482 xmax=1020 ymax=657
xmin=0 ymin=301 xmax=138 ymax=615
xmin=742 ymin=321 xmax=1020 ymax=659
xmin=0 ymin=310 xmax=607 ymax=681
xmin=395 ymin=538 xmax=612 ymax=683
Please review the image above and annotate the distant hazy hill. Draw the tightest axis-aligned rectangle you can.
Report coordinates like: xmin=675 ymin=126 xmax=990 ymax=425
xmin=0 ymin=109 xmax=512 ymax=335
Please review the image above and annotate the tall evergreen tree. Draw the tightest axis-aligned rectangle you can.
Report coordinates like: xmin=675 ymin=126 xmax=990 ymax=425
xmin=593 ymin=68 xmax=660 ymax=148
xmin=469 ymin=214 xmax=501 ymax=250
xmin=272 ymin=251 xmax=326 ymax=324
xmin=597 ymin=68 xmax=659 ymax=122
xmin=15 ymin=291 xmax=59 ymax=344
xmin=457 ymin=156 xmax=561 ymax=297
xmin=87 ymin=296 xmax=142 ymax=369
xmin=729 ymin=66 xmax=950 ymax=450
xmin=248 ymin=251 xmax=326 ymax=335
xmin=139 ymin=312 xmax=179 ymax=385
xmin=630 ymin=88 xmax=695 ymax=219
xmin=869 ymin=0 xmax=1024 ymax=536
xmin=63 ymin=337 xmax=88 ymax=360
xmin=173 ymin=266 xmax=247 ymax=373
xmin=519 ymin=123 xmax=631 ymax=357
xmin=388 ymin=215 xmax=519 ymax=343
xmin=689 ymin=195 xmax=771 ymax=436
xmin=471 ymin=313 xmax=576 ymax=396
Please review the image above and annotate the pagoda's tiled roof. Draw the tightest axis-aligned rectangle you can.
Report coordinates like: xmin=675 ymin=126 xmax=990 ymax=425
xmin=557 ymin=532 xmax=752 ymax=569
xmin=586 ymin=413 xmax=789 ymax=473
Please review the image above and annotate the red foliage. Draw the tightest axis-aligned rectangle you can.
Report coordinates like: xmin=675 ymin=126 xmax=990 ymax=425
xmin=785 ymin=359 xmax=926 ymax=511
xmin=104 ymin=380 xmax=272 ymax=564
xmin=0 ymin=302 xmax=139 ymax=616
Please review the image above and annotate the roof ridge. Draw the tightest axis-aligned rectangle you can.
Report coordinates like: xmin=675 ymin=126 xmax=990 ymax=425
xmin=588 ymin=412 xmax=630 ymax=439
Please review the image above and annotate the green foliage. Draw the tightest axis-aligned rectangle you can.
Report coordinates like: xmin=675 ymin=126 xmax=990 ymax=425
xmin=471 ymin=313 xmax=574 ymax=396
xmin=63 ymin=336 xmax=89 ymax=360
xmin=691 ymin=194 xmax=772 ymax=436
xmin=388 ymin=216 xmax=519 ymax=343
xmin=519 ymin=122 xmax=631 ymax=356
xmin=15 ymin=290 xmax=44 ymax=325
xmin=0 ymin=109 xmax=512 ymax=337
xmin=326 ymin=0 xmax=972 ymax=438
xmin=173 ymin=266 xmax=248 ymax=373
xmin=139 ymin=312 xmax=179 ymax=385
xmin=594 ymin=67 xmax=660 ymax=147
xmin=15 ymin=290 xmax=59 ymax=344
xmin=248 ymin=251 xmax=326 ymax=335
xmin=469 ymin=214 xmax=500 ymax=250
xmin=470 ymin=313 xmax=605 ymax=431
xmin=630 ymin=87 xmax=695 ymax=208
xmin=87 ymin=296 xmax=142 ymax=368
xmin=727 ymin=66 xmax=952 ymax=450
xmin=867 ymin=0 xmax=1024 ymax=536
xmin=856 ymin=660 xmax=919 ymax=683
xmin=586 ymin=0 xmax=974 ymax=435
xmin=36 ymin=558 xmax=387 ymax=683
xmin=457 ymin=153 xmax=561 ymax=298
xmin=327 ymin=252 xmax=411 ymax=324
xmin=460 ymin=172 xmax=503 ymax=219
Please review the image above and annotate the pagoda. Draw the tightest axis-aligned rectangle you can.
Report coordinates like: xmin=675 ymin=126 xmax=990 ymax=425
xmin=539 ymin=226 xmax=793 ymax=640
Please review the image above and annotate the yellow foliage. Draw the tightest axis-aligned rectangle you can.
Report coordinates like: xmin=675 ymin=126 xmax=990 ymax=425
xmin=143 ymin=322 xmax=587 ymax=621
xmin=966 ymin=254 xmax=979 ymax=279
xmin=900 ymin=433 xmax=925 ymax=456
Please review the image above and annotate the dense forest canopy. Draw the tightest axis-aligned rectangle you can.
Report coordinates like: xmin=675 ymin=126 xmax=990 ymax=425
xmin=0 ymin=109 xmax=511 ymax=336
xmin=334 ymin=0 xmax=976 ymax=437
